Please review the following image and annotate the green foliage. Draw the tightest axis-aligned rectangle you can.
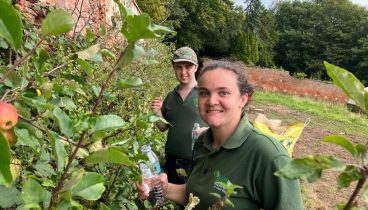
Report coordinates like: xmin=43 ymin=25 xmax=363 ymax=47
xmin=208 ymin=177 xmax=242 ymax=210
xmin=86 ymin=148 xmax=131 ymax=165
xmin=41 ymin=9 xmax=76 ymax=36
xmin=230 ymin=0 xmax=277 ymax=67
xmin=276 ymin=62 xmax=368 ymax=209
xmin=169 ymin=0 xmax=243 ymax=55
xmin=0 ymin=132 xmax=11 ymax=185
xmin=274 ymin=0 xmax=368 ymax=82
xmin=0 ymin=1 xmax=176 ymax=209
xmin=136 ymin=0 xmax=169 ymax=23
xmin=293 ymin=72 xmax=307 ymax=79
xmin=0 ymin=0 xmax=22 ymax=49
xmin=324 ymin=61 xmax=367 ymax=112
xmin=231 ymin=31 xmax=259 ymax=64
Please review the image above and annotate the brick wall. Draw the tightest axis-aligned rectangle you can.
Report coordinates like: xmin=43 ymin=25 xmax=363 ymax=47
xmin=16 ymin=0 xmax=141 ymax=34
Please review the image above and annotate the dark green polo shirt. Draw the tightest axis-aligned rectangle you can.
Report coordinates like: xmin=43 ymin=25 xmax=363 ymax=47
xmin=186 ymin=116 xmax=304 ymax=210
xmin=162 ymin=86 xmax=206 ymax=160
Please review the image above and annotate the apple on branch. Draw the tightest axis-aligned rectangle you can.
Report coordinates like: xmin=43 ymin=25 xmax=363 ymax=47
xmin=0 ymin=101 xmax=19 ymax=146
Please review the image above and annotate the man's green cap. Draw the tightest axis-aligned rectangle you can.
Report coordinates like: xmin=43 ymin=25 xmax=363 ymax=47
xmin=172 ymin=46 xmax=198 ymax=65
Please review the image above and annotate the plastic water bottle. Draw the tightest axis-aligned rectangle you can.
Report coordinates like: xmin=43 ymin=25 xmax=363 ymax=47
xmin=192 ymin=122 xmax=200 ymax=149
xmin=139 ymin=144 xmax=164 ymax=206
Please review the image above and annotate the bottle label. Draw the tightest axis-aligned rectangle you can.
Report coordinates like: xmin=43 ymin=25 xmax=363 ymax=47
xmin=155 ymin=161 xmax=161 ymax=174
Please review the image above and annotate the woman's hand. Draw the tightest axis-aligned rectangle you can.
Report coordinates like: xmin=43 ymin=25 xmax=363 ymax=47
xmin=136 ymin=173 xmax=169 ymax=201
xmin=136 ymin=181 xmax=149 ymax=200
xmin=158 ymin=173 xmax=169 ymax=196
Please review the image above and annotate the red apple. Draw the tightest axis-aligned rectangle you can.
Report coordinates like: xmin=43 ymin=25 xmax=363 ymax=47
xmin=0 ymin=101 xmax=18 ymax=131
xmin=1 ymin=128 xmax=17 ymax=146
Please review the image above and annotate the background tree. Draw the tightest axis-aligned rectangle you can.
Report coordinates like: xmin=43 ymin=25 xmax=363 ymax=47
xmin=232 ymin=0 xmax=277 ymax=66
xmin=274 ymin=0 xmax=368 ymax=83
xmin=163 ymin=0 xmax=244 ymax=57
xmin=136 ymin=0 xmax=188 ymax=30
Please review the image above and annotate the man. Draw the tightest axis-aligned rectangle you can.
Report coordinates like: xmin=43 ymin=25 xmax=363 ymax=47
xmin=151 ymin=46 xmax=206 ymax=184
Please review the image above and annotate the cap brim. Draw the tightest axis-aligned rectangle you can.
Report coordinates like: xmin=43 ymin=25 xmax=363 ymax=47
xmin=172 ymin=59 xmax=197 ymax=65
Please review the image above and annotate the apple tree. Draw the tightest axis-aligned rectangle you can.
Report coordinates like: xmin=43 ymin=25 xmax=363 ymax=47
xmin=0 ymin=0 xmax=175 ymax=209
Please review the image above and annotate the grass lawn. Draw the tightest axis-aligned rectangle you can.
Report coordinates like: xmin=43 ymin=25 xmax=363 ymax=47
xmin=252 ymin=91 xmax=368 ymax=138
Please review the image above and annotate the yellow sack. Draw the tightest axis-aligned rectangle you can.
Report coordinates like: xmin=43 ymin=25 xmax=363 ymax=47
xmin=253 ymin=117 xmax=310 ymax=157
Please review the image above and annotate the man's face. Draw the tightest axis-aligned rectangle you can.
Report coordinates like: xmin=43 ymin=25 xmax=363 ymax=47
xmin=173 ymin=62 xmax=198 ymax=85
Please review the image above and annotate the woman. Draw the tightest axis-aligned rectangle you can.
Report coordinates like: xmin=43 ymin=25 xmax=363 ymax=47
xmin=138 ymin=61 xmax=304 ymax=210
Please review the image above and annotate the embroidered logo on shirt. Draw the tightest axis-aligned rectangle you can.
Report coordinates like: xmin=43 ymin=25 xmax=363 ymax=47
xmin=213 ymin=170 xmax=229 ymax=193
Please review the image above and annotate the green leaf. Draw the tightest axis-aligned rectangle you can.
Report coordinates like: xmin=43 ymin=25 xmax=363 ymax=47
xmin=148 ymin=114 xmax=170 ymax=125
xmin=275 ymin=155 xmax=346 ymax=182
xmin=53 ymin=107 xmax=74 ymax=138
xmin=34 ymin=162 xmax=56 ymax=177
xmin=47 ymin=131 xmax=67 ymax=171
xmin=86 ymin=148 xmax=131 ymax=165
xmin=36 ymin=48 xmax=50 ymax=71
xmin=355 ymin=144 xmax=368 ymax=162
xmin=92 ymin=85 xmax=101 ymax=97
xmin=115 ymin=44 xmax=135 ymax=68
xmin=117 ymin=76 xmax=146 ymax=88
xmin=76 ymin=44 xmax=101 ymax=61
xmin=22 ymin=178 xmax=46 ymax=205
xmin=3 ymin=70 xmax=22 ymax=88
xmin=99 ymin=202 xmax=110 ymax=210
xmin=0 ymin=185 xmax=22 ymax=208
xmin=100 ymin=49 xmax=116 ymax=61
xmin=54 ymin=199 xmax=83 ymax=210
xmin=0 ymin=132 xmax=12 ymax=185
xmin=14 ymin=128 xmax=40 ymax=150
xmin=321 ymin=135 xmax=357 ymax=158
xmin=99 ymin=24 xmax=106 ymax=36
xmin=85 ymin=27 xmax=95 ymax=45
xmin=0 ymin=0 xmax=22 ymax=49
xmin=151 ymin=24 xmax=175 ymax=35
xmin=92 ymin=115 xmax=126 ymax=132
xmin=225 ymin=199 xmax=235 ymax=207
xmin=362 ymin=185 xmax=368 ymax=202
xmin=131 ymin=44 xmax=146 ymax=61
xmin=77 ymin=59 xmax=94 ymax=78
xmin=51 ymin=97 xmax=77 ymax=111
xmin=42 ymin=9 xmax=76 ymax=36
xmin=324 ymin=61 xmax=367 ymax=112
xmin=209 ymin=193 xmax=221 ymax=199
xmin=337 ymin=165 xmax=364 ymax=188
xmin=0 ymin=39 xmax=9 ymax=49
xmin=72 ymin=172 xmax=106 ymax=200
xmin=23 ymin=203 xmax=42 ymax=210
xmin=60 ymin=169 xmax=85 ymax=193
xmin=122 ymin=13 xmax=168 ymax=43
xmin=113 ymin=0 xmax=134 ymax=22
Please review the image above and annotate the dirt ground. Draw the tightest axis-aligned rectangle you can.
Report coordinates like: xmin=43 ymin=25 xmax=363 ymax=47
xmin=248 ymin=104 xmax=367 ymax=210
xmin=243 ymin=66 xmax=367 ymax=209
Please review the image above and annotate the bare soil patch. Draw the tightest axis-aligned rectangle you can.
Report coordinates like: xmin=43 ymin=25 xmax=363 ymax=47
xmin=248 ymin=103 xmax=367 ymax=210
xmin=244 ymin=66 xmax=348 ymax=103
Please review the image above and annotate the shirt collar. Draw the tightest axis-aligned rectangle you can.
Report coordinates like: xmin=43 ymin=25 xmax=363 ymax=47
xmin=174 ymin=85 xmax=198 ymax=92
xmin=202 ymin=116 xmax=253 ymax=150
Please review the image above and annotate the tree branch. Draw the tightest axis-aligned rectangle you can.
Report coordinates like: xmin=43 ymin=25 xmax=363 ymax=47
xmin=0 ymin=37 xmax=46 ymax=84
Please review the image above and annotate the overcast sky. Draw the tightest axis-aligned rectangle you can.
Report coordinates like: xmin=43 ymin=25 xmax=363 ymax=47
xmin=234 ymin=0 xmax=368 ymax=8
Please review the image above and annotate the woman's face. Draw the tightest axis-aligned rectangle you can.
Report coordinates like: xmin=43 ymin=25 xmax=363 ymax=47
xmin=198 ymin=68 xmax=248 ymax=129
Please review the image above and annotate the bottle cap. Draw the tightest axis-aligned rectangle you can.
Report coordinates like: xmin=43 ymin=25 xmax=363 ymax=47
xmin=193 ymin=123 xmax=200 ymax=129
